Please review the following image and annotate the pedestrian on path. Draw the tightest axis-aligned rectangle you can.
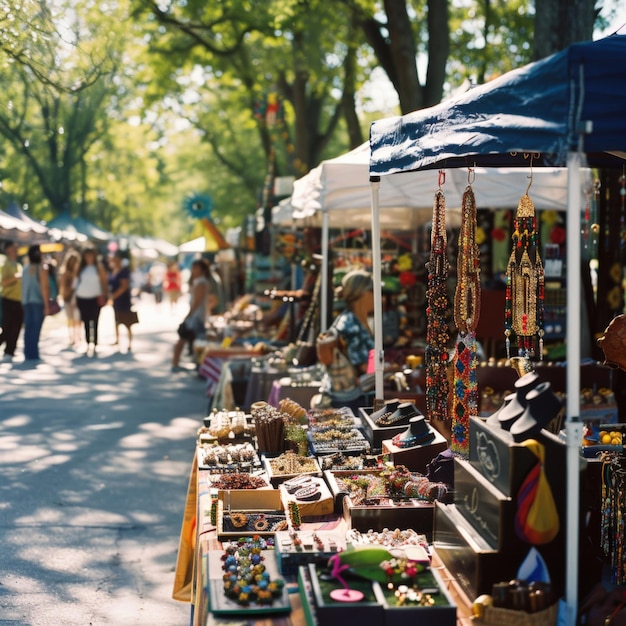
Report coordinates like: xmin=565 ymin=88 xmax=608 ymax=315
xmin=59 ymin=249 xmax=81 ymax=346
xmin=75 ymin=245 xmax=109 ymax=355
xmin=163 ymin=260 xmax=182 ymax=311
xmin=108 ymin=250 xmax=137 ymax=352
xmin=0 ymin=240 xmax=23 ymax=359
xmin=171 ymin=258 xmax=210 ymax=371
xmin=21 ymin=244 xmax=51 ymax=360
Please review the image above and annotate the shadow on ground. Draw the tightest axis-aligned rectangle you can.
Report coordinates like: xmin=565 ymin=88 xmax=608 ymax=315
xmin=0 ymin=298 xmax=206 ymax=625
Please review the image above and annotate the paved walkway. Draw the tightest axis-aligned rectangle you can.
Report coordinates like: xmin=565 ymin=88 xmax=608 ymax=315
xmin=0 ymin=296 xmax=207 ymax=625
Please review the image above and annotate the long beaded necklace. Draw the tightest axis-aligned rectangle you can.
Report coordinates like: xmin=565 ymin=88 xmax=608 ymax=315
xmin=505 ymin=158 xmax=545 ymax=359
xmin=425 ymin=171 xmax=450 ymax=421
xmin=451 ymin=176 xmax=481 ymax=455
xmin=600 ymin=454 xmax=626 ymax=584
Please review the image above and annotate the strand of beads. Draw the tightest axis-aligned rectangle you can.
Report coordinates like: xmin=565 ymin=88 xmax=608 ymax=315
xmin=451 ymin=182 xmax=481 ymax=456
xmin=425 ymin=184 xmax=450 ymax=421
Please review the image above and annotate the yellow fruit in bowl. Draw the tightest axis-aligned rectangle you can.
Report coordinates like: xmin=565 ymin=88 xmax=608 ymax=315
xmin=612 ymin=437 xmax=621 ymax=445
xmin=602 ymin=434 xmax=613 ymax=444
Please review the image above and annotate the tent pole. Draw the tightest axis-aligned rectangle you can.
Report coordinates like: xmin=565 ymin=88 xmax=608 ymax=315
xmin=321 ymin=208 xmax=330 ymax=332
xmin=565 ymin=151 xmax=582 ymax=626
xmin=370 ymin=177 xmax=384 ymax=400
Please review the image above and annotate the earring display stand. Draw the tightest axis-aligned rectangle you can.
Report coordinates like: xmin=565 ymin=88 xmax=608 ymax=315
xmin=360 ymin=401 xmax=423 ymax=452
xmin=381 ymin=423 xmax=448 ymax=474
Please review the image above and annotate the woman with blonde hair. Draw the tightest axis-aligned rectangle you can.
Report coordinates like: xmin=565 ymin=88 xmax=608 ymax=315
xmin=59 ymin=249 xmax=81 ymax=346
xmin=325 ymin=269 xmax=375 ymax=412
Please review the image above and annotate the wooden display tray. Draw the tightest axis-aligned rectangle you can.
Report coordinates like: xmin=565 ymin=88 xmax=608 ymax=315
xmin=324 ymin=469 xmax=436 ymax=538
xmin=298 ymin=562 xmax=456 ymax=626
xmin=381 ymin=428 xmax=448 ymax=474
xmin=372 ymin=566 xmax=457 ymax=626
xmin=216 ymin=490 xmax=286 ymax=539
xmin=207 ymin=548 xmax=291 ymax=616
xmin=298 ymin=563 xmax=383 ymax=626
xmin=279 ymin=476 xmax=335 ymax=518
xmin=263 ymin=455 xmax=323 ymax=487
xmin=359 ymin=407 xmax=414 ymax=452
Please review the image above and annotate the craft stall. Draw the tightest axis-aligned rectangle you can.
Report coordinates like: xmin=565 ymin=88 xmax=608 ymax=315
xmin=172 ymin=35 xmax=626 ymax=626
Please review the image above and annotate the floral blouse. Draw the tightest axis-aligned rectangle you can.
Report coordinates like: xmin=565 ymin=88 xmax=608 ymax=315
xmin=334 ymin=310 xmax=374 ymax=371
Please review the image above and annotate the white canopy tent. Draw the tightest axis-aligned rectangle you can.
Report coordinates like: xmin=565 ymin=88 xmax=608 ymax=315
xmin=287 ymin=141 xmax=583 ymax=331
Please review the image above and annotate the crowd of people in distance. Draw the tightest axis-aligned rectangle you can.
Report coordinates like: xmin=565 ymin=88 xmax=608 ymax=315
xmin=0 ymin=238 xmax=223 ymax=369
xmin=0 ymin=241 xmax=185 ymax=362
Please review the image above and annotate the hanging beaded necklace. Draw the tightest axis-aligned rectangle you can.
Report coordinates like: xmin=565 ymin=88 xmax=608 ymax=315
xmin=425 ymin=172 xmax=450 ymax=421
xmin=505 ymin=157 xmax=545 ymax=359
xmin=451 ymin=177 xmax=481 ymax=455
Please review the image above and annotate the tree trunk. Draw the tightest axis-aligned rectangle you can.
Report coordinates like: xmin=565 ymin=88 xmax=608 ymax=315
xmin=384 ymin=0 xmax=422 ymax=113
xmin=534 ymin=0 xmax=595 ymax=60
xmin=342 ymin=30 xmax=363 ymax=149
xmin=424 ymin=0 xmax=449 ymax=107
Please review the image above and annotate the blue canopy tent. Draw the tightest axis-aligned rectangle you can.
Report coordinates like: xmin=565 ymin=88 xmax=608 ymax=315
xmin=47 ymin=212 xmax=114 ymax=242
xmin=369 ymin=34 xmax=626 ymax=625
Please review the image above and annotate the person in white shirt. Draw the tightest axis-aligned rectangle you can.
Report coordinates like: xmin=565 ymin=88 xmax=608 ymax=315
xmin=74 ymin=246 xmax=108 ymax=355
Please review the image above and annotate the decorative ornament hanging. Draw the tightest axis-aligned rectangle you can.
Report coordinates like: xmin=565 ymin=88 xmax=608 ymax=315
xmin=504 ymin=156 xmax=545 ymax=360
xmin=183 ymin=192 xmax=213 ymax=220
xmin=425 ymin=171 xmax=450 ymax=422
xmin=451 ymin=176 xmax=481 ymax=456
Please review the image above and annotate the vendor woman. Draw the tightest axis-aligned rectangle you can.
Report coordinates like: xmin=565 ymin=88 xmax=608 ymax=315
xmin=326 ymin=269 xmax=375 ymax=412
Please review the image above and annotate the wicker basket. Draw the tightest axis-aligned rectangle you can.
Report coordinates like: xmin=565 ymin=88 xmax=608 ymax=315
xmin=477 ymin=602 xmax=558 ymax=626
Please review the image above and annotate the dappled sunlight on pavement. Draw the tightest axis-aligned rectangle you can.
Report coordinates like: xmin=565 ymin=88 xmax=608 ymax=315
xmin=0 ymin=295 xmax=206 ymax=625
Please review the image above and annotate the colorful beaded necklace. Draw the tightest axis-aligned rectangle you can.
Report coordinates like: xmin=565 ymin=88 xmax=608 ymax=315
xmin=451 ymin=180 xmax=481 ymax=455
xmin=425 ymin=173 xmax=450 ymax=421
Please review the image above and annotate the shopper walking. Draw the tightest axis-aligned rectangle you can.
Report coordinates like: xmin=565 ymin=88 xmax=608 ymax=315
xmin=108 ymin=251 xmax=137 ymax=352
xmin=171 ymin=258 xmax=210 ymax=371
xmin=163 ymin=260 xmax=182 ymax=311
xmin=59 ymin=249 xmax=81 ymax=346
xmin=75 ymin=246 xmax=108 ymax=356
xmin=21 ymin=244 xmax=50 ymax=361
xmin=0 ymin=241 xmax=24 ymax=359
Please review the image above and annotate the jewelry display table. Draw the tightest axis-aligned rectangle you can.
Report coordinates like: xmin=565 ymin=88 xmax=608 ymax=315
xmin=174 ymin=450 xmax=474 ymax=625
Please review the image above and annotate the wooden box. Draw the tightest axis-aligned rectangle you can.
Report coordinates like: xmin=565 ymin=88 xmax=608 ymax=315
xmin=275 ymin=529 xmax=344 ymax=576
xmin=263 ymin=455 xmax=322 ymax=487
xmin=453 ymin=457 xmax=516 ymax=550
xmin=279 ymin=476 xmax=335 ymax=517
xmin=468 ymin=416 xmax=537 ymax=497
xmin=298 ymin=563 xmax=384 ymax=626
xmin=372 ymin=567 xmax=457 ymax=626
xmin=216 ymin=489 xmax=286 ymax=539
xmin=359 ymin=408 xmax=413 ymax=452
xmin=381 ymin=428 xmax=448 ymax=474
xmin=433 ymin=502 xmax=525 ymax=598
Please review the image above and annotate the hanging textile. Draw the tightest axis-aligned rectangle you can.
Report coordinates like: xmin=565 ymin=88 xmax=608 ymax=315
xmin=425 ymin=174 xmax=450 ymax=421
xmin=505 ymin=163 xmax=545 ymax=359
xmin=451 ymin=180 xmax=481 ymax=455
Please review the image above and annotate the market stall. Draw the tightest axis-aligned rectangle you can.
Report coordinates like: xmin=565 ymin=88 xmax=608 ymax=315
xmin=174 ymin=400 xmax=466 ymax=626
xmin=368 ymin=33 xmax=626 ymax=625
xmin=289 ymin=142 xmax=579 ymax=332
